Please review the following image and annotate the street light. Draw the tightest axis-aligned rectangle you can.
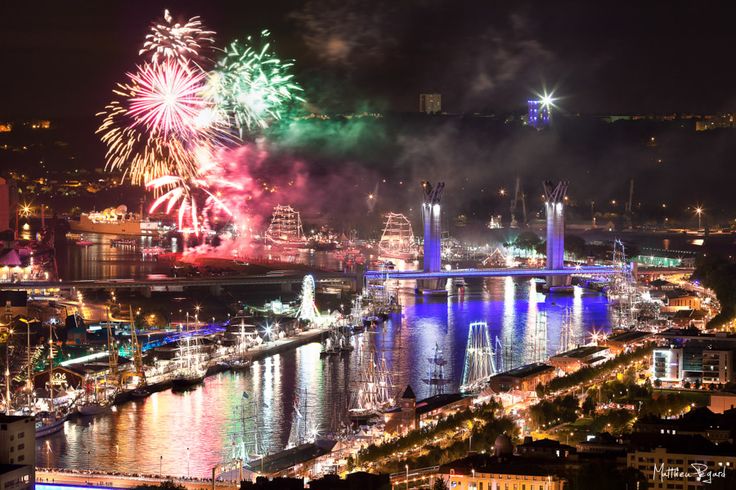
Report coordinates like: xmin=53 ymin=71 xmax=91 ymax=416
xmin=405 ymin=464 xmax=409 ymax=490
xmin=694 ymin=206 xmax=703 ymax=230
xmin=160 ymin=455 xmax=163 ymax=477
xmin=187 ymin=447 xmax=190 ymax=477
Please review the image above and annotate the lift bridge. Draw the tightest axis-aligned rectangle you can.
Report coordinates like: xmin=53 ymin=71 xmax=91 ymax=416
xmin=364 ymin=180 xmax=621 ymax=286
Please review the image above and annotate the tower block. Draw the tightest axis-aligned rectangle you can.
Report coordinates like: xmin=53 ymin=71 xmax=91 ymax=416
xmin=543 ymin=180 xmax=569 ymax=288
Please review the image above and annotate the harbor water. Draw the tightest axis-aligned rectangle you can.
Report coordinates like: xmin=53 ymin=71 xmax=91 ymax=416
xmin=37 ymin=276 xmax=612 ymax=477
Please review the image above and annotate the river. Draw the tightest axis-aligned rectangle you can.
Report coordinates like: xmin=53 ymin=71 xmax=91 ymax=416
xmin=36 ymin=276 xmax=611 ymax=477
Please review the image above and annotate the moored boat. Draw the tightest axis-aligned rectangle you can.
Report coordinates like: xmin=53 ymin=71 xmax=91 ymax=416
xmin=35 ymin=412 xmax=68 ymax=438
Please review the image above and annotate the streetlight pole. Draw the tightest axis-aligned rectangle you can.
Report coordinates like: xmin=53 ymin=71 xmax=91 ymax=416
xmin=405 ymin=464 xmax=409 ymax=490
xmin=187 ymin=447 xmax=190 ymax=477
xmin=160 ymin=455 xmax=163 ymax=477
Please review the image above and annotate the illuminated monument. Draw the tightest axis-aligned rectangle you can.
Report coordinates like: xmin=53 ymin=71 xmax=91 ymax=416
xmin=418 ymin=181 xmax=445 ymax=294
xmin=543 ymin=180 xmax=568 ymax=288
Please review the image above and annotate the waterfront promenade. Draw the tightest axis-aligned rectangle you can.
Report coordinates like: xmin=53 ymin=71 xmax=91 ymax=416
xmin=37 ymin=469 xmax=238 ymax=490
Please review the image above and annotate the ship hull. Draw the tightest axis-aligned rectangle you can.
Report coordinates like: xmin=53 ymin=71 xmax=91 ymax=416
xmin=35 ymin=415 xmax=67 ymax=438
xmin=69 ymin=218 xmax=158 ymax=236
xmin=171 ymin=374 xmax=205 ymax=390
xmin=78 ymin=403 xmax=110 ymax=416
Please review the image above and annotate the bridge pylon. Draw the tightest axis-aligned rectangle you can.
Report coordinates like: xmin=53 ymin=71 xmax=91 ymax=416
xmin=543 ymin=180 xmax=569 ymax=288
xmin=418 ymin=181 xmax=446 ymax=295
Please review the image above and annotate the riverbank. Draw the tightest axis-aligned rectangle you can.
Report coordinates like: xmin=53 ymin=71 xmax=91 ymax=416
xmin=113 ymin=324 xmax=332 ymax=404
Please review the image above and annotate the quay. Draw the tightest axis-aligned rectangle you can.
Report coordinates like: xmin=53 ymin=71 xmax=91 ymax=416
xmin=113 ymin=324 xmax=333 ymax=402
xmin=36 ymin=470 xmax=238 ymax=490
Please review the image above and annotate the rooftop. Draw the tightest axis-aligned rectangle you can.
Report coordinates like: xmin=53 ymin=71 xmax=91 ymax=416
xmin=0 ymin=415 xmax=33 ymax=424
xmin=551 ymin=345 xmax=607 ymax=360
xmin=438 ymin=454 xmax=562 ymax=478
xmin=492 ymin=363 xmax=554 ymax=379
xmin=628 ymin=433 xmax=736 ymax=456
xmin=416 ymin=393 xmax=466 ymax=415
xmin=606 ymin=330 xmax=651 ymax=343
xmin=247 ymin=439 xmax=336 ymax=474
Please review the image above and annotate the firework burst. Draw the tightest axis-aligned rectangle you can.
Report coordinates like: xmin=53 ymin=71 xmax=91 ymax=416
xmin=206 ymin=30 xmax=304 ymax=134
xmin=97 ymin=60 xmax=213 ymax=184
xmin=140 ymin=9 xmax=215 ymax=68
xmin=126 ymin=61 xmax=207 ymax=137
xmin=100 ymin=12 xmax=306 ymax=236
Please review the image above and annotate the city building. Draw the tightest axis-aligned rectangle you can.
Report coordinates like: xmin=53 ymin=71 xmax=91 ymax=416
xmin=516 ymin=437 xmax=575 ymax=459
xmin=488 ymin=363 xmax=556 ymax=393
xmin=634 ymin=407 xmax=736 ymax=444
xmin=390 ymin=438 xmax=566 ymax=490
xmin=710 ymin=393 xmax=736 ymax=414
xmin=549 ymin=345 xmax=610 ymax=374
xmin=384 ymin=385 xmax=417 ymax=435
xmin=702 ymin=349 xmax=733 ymax=384
xmin=419 ymin=93 xmax=441 ymax=114
xmin=626 ymin=433 xmax=736 ymax=489
xmin=669 ymin=309 xmax=708 ymax=329
xmin=602 ymin=330 xmax=652 ymax=355
xmin=384 ymin=387 xmax=471 ymax=434
xmin=416 ymin=392 xmax=471 ymax=428
xmin=652 ymin=347 xmax=683 ymax=383
xmin=694 ymin=114 xmax=734 ymax=131
xmin=527 ymin=100 xmax=550 ymax=128
xmin=575 ymin=432 xmax=627 ymax=457
xmin=0 ymin=415 xmax=35 ymax=490
xmin=652 ymin=344 xmax=734 ymax=385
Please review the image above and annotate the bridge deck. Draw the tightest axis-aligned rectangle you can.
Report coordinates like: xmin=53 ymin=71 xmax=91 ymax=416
xmin=364 ymin=266 xmax=619 ymax=280
xmin=4 ymin=272 xmax=352 ymax=290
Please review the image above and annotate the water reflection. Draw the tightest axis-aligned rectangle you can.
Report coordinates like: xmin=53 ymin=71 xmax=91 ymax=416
xmin=38 ymin=277 xmax=611 ymax=477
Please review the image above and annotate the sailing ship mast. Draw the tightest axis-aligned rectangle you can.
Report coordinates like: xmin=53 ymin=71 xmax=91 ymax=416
xmin=423 ymin=344 xmax=450 ymax=397
xmin=106 ymin=308 xmax=118 ymax=384
xmin=265 ymin=205 xmax=305 ymax=244
xmin=129 ymin=306 xmax=145 ymax=387
xmin=378 ymin=213 xmax=416 ymax=258
xmin=48 ymin=320 xmax=54 ymax=413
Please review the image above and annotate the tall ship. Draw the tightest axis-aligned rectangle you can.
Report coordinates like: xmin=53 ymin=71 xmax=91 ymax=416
xmin=423 ymin=344 xmax=451 ymax=397
xmin=68 ymin=205 xmax=161 ymax=236
xmin=348 ymin=353 xmax=396 ymax=422
xmin=378 ymin=213 xmax=417 ymax=260
xmin=265 ymin=205 xmax=307 ymax=247
xmin=171 ymin=335 xmax=208 ymax=389
xmin=460 ymin=322 xmax=497 ymax=393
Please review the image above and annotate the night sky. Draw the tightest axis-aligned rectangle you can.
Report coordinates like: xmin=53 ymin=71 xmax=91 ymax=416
xmin=3 ymin=0 xmax=736 ymax=118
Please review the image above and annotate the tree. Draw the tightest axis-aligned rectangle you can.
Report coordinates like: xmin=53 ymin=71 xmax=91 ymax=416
xmin=564 ymin=234 xmax=586 ymax=259
xmin=514 ymin=231 xmax=541 ymax=251
xmin=433 ymin=477 xmax=450 ymax=490
xmin=535 ymin=382 xmax=545 ymax=398
xmin=582 ymin=395 xmax=597 ymax=416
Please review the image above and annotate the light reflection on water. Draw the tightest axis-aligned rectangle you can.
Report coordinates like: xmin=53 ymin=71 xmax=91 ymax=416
xmin=38 ymin=277 xmax=611 ymax=477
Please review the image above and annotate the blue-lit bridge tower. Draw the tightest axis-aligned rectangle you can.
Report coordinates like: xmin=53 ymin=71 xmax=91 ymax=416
xmin=418 ymin=181 xmax=445 ymax=294
xmin=544 ymin=180 xmax=568 ymax=288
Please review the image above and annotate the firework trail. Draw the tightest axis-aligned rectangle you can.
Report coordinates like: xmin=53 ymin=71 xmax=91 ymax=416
xmin=140 ymin=9 xmax=215 ymax=68
xmin=206 ymin=30 xmax=304 ymax=134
